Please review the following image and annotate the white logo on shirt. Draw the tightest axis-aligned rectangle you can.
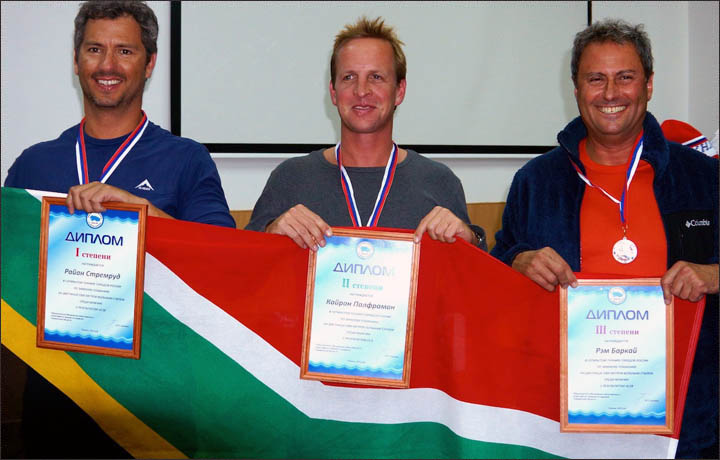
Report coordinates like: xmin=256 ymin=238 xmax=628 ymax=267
xmin=135 ymin=179 xmax=154 ymax=191
xmin=685 ymin=219 xmax=710 ymax=228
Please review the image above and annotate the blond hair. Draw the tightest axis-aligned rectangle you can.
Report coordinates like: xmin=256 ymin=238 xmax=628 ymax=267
xmin=330 ymin=16 xmax=406 ymax=86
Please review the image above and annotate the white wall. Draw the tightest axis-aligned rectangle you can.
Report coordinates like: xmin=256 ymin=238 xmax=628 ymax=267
xmin=688 ymin=1 xmax=720 ymax=137
xmin=2 ymin=2 xmax=717 ymax=211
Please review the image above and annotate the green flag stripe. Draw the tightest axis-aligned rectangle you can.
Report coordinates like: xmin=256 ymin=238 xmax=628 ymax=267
xmin=1 ymin=187 xmax=42 ymax=325
xmin=1 ymin=188 xmax=558 ymax=458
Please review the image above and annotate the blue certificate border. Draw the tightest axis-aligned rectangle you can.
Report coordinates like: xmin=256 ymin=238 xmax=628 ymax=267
xmin=301 ymin=228 xmax=420 ymax=388
xmin=560 ymin=279 xmax=673 ymax=433
xmin=37 ymin=197 xmax=147 ymax=359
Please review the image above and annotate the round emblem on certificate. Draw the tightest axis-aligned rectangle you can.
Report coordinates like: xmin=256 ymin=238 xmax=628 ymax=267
xmin=356 ymin=240 xmax=374 ymax=260
xmin=608 ymin=286 xmax=627 ymax=305
xmin=612 ymin=238 xmax=637 ymax=264
xmin=86 ymin=212 xmax=104 ymax=229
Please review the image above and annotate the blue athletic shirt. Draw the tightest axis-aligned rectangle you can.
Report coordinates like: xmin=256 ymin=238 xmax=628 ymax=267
xmin=5 ymin=121 xmax=235 ymax=228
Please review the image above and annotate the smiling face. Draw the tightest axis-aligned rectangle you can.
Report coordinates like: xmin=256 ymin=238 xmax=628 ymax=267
xmin=74 ymin=16 xmax=156 ymax=112
xmin=574 ymin=41 xmax=653 ymax=147
xmin=329 ymin=38 xmax=406 ymax=136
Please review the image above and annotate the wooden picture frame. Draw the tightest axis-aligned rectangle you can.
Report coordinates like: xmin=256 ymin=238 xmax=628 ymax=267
xmin=301 ymin=228 xmax=420 ymax=388
xmin=560 ymin=278 xmax=673 ymax=433
xmin=37 ymin=197 xmax=147 ymax=359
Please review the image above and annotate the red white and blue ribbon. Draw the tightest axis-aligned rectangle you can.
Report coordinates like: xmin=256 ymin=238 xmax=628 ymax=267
xmin=75 ymin=111 xmax=149 ymax=185
xmin=335 ymin=142 xmax=398 ymax=227
xmin=682 ymin=134 xmax=708 ymax=149
xmin=569 ymin=135 xmax=644 ymax=227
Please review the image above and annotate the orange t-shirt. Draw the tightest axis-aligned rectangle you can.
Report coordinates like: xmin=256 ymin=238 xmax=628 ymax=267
xmin=578 ymin=138 xmax=667 ymax=276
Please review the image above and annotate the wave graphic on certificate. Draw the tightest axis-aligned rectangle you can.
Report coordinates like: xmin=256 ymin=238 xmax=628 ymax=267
xmin=305 ymin=233 xmax=416 ymax=383
xmin=43 ymin=205 xmax=140 ymax=350
xmin=563 ymin=281 xmax=672 ymax=432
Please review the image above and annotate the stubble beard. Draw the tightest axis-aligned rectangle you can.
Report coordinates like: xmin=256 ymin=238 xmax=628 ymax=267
xmin=80 ymin=75 xmax=146 ymax=111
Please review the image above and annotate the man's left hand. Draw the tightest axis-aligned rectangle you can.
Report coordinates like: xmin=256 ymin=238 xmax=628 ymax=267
xmin=414 ymin=206 xmax=475 ymax=244
xmin=660 ymin=261 xmax=719 ymax=304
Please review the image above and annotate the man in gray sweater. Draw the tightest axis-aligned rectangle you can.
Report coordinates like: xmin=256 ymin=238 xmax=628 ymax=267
xmin=246 ymin=16 xmax=485 ymax=251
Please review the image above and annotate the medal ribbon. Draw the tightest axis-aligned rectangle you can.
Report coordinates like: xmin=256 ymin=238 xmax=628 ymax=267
xmin=569 ymin=135 xmax=644 ymax=227
xmin=335 ymin=142 xmax=398 ymax=227
xmin=75 ymin=111 xmax=149 ymax=184
xmin=682 ymin=134 xmax=706 ymax=148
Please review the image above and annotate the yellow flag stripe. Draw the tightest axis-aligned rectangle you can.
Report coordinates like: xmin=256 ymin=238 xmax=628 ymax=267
xmin=1 ymin=300 xmax=187 ymax=459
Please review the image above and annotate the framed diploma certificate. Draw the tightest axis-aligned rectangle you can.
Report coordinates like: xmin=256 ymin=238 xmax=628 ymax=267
xmin=301 ymin=228 xmax=420 ymax=388
xmin=37 ymin=197 xmax=147 ymax=359
xmin=560 ymin=279 xmax=673 ymax=433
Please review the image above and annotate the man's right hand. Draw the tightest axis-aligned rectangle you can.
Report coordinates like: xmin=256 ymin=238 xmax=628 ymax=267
xmin=265 ymin=204 xmax=332 ymax=251
xmin=512 ymin=247 xmax=578 ymax=291
xmin=66 ymin=182 xmax=171 ymax=218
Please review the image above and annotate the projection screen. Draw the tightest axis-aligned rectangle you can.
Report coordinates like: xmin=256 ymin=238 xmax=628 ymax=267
xmin=178 ymin=1 xmax=587 ymax=150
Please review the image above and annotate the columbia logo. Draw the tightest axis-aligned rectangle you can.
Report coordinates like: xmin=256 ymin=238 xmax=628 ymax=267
xmin=135 ymin=179 xmax=154 ymax=191
xmin=685 ymin=219 xmax=710 ymax=228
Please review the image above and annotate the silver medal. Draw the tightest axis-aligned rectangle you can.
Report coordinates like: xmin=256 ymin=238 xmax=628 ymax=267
xmin=612 ymin=237 xmax=637 ymax=264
